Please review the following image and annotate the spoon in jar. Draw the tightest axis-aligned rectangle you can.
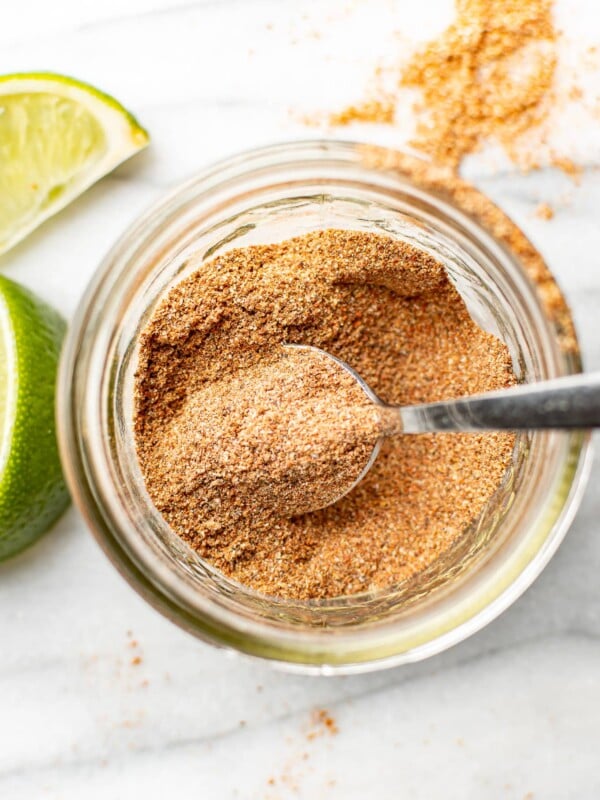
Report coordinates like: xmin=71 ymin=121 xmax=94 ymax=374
xmin=284 ymin=343 xmax=600 ymax=510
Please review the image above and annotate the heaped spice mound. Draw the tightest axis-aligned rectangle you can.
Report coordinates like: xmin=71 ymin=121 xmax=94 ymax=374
xmin=134 ymin=230 xmax=515 ymax=600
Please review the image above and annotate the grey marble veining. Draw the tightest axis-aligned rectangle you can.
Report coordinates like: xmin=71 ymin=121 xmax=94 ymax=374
xmin=1 ymin=1 xmax=600 ymax=798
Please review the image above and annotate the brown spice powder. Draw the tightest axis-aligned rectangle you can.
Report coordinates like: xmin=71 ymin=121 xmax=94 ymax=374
xmin=360 ymin=145 xmax=577 ymax=354
xmin=134 ymin=230 xmax=515 ymax=600
xmin=143 ymin=345 xmax=382 ymax=523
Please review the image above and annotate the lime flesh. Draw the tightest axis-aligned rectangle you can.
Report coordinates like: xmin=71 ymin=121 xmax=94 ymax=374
xmin=0 ymin=73 xmax=148 ymax=255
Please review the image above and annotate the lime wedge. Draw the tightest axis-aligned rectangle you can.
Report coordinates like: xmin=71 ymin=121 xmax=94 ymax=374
xmin=0 ymin=275 xmax=69 ymax=559
xmin=0 ymin=72 xmax=149 ymax=255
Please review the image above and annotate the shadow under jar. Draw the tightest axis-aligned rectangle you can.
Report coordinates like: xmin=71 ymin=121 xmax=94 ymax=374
xmin=57 ymin=141 xmax=591 ymax=674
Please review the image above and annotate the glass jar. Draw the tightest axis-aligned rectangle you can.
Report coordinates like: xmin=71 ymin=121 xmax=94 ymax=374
xmin=57 ymin=140 xmax=591 ymax=674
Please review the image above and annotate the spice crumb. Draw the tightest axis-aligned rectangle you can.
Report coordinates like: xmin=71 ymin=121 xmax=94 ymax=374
xmin=535 ymin=202 xmax=554 ymax=220
xmin=328 ymin=98 xmax=395 ymax=126
xmin=550 ymin=155 xmax=583 ymax=182
xmin=308 ymin=708 xmax=339 ymax=738
xmin=131 ymin=656 xmax=142 ymax=666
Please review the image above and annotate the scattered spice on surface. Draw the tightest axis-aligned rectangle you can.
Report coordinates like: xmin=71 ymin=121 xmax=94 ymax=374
xmin=131 ymin=656 xmax=142 ymax=666
xmin=325 ymin=0 xmax=593 ymax=175
xmin=399 ymin=0 xmax=557 ymax=168
xmin=328 ymin=98 xmax=395 ymax=126
xmin=535 ymin=202 xmax=555 ymax=220
xmin=134 ymin=229 xmax=515 ymax=600
xmin=308 ymin=709 xmax=339 ymax=738
xmin=550 ymin=154 xmax=583 ymax=182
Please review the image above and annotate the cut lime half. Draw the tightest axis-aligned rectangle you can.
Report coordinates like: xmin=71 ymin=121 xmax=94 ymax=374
xmin=0 ymin=72 xmax=149 ymax=255
xmin=0 ymin=275 xmax=69 ymax=559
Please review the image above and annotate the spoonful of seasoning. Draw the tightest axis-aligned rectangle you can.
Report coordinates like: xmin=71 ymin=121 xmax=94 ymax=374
xmin=154 ymin=342 xmax=600 ymax=526
xmin=272 ymin=343 xmax=600 ymax=513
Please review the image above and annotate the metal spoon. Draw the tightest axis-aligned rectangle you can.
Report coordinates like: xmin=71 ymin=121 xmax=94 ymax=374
xmin=286 ymin=343 xmax=599 ymax=506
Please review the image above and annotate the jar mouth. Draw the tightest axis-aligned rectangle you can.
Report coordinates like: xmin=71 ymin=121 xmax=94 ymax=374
xmin=57 ymin=140 xmax=591 ymax=674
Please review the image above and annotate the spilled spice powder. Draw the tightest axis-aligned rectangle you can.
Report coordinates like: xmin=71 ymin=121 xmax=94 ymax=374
xmin=400 ymin=0 xmax=557 ymax=168
xmin=307 ymin=708 xmax=339 ymax=739
xmin=134 ymin=230 xmax=515 ymax=600
xmin=328 ymin=98 xmax=395 ymax=126
xmin=549 ymin=155 xmax=583 ymax=182
xmin=328 ymin=0 xmax=570 ymax=172
xmin=535 ymin=202 xmax=555 ymax=220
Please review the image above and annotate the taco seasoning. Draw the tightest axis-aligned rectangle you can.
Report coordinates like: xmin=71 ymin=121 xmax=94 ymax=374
xmin=134 ymin=229 xmax=515 ymax=600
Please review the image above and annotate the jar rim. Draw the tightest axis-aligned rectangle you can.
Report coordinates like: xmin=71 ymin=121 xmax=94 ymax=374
xmin=57 ymin=139 xmax=592 ymax=674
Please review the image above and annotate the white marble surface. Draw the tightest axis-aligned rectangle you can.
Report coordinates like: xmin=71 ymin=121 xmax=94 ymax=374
xmin=1 ymin=1 xmax=600 ymax=798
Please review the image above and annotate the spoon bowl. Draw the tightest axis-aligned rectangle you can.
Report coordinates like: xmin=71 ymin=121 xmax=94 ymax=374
xmin=284 ymin=343 xmax=383 ymax=509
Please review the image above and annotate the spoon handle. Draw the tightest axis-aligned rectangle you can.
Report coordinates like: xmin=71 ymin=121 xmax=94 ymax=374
xmin=385 ymin=371 xmax=600 ymax=434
